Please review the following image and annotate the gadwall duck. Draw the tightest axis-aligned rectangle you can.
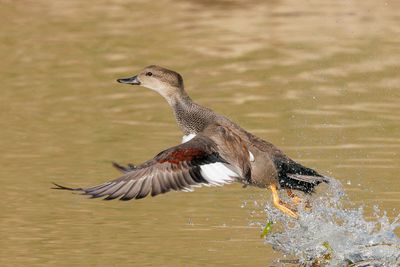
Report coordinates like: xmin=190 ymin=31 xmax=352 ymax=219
xmin=54 ymin=65 xmax=329 ymax=218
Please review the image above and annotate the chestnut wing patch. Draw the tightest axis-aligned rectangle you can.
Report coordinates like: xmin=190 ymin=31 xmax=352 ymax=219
xmin=157 ymin=147 xmax=221 ymax=165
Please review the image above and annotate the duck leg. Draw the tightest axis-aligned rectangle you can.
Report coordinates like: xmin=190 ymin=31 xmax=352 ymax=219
xmin=269 ymin=184 xmax=298 ymax=219
xmin=286 ymin=189 xmax=301 ymax=205
xmin=286 ymin=189 xmax=313 ymax=210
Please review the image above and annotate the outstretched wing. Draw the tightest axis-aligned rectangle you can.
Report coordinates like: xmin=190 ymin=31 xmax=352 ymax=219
xmin=112 ymin=162 xmax=137 ymax=174
xmin=53 ymin=134 xmax=240 ymax=200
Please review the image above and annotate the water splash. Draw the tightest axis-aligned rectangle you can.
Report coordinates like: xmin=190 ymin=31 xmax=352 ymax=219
xmin=261 ymin=179 xmax=400 ymax=266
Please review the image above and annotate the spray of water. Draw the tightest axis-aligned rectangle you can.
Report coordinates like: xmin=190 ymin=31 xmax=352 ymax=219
xmin=260 ymin=178 xmax=400 ymax=266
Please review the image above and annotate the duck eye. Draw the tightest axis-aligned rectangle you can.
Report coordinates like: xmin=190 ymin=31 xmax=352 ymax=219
xmin=146 ymin=72 xmax=153 ymax=76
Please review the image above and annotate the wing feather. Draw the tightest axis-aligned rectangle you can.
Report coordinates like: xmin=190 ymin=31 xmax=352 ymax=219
xmin=53 ymin=132 xmax=243 ymax=200
xmin=135 ymin=177 xmax=152 ymax=199
xmin=120 ymin=180 xmax=140 ymax=201
xmin=151 ymin=173 xmax=162 ymax=197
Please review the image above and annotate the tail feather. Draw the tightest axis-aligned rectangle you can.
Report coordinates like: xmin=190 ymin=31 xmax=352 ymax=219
xmin=280 ymin=173 xmax=329 ymax=193
xmin=286 ymin=174 xmax=330 ymax=185
xmin=275 ymin=158 xmax=329 ymax=193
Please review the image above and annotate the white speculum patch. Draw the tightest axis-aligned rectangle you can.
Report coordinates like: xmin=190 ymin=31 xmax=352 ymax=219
xmin=200 ymin=162 xmax=238 ymax=185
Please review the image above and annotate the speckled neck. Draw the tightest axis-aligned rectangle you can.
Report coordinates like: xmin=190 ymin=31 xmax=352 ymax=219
xmin=167 ymin=90 xmax=217 ymax=135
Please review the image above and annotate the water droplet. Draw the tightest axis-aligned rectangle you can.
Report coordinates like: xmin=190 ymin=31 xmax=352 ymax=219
xmin=260 ymin=178 xmax=400 ymax=265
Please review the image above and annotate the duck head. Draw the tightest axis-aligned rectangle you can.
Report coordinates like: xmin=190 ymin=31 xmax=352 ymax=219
xmin=117 ymin=65 xmax=185 ymax=99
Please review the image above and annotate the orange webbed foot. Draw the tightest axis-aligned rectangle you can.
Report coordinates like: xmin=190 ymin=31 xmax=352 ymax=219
xmin=269 ymin=185 xmax=298 ymax=219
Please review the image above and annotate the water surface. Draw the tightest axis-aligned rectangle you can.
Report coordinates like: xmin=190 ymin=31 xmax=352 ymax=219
xmin=1 ymin=0 xmax=399 ymax=266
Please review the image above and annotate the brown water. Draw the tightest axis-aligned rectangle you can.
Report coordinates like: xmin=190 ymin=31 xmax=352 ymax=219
xmin=1 ymin=0 xmax=399 ymax=266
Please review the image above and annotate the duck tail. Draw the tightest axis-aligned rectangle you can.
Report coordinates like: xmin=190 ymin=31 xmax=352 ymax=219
xmin=286 ymin=173 xmax=330 ymax=184
xmin=275 ymin=159 xmax=330 ymax=193
xmin=280 ymin=174 xmax=329 ymax=193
